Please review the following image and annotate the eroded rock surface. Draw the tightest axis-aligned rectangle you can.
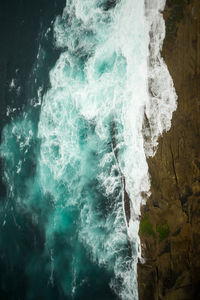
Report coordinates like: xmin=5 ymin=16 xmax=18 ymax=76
xmin=138 ymin=0 xmax=200 ymax=299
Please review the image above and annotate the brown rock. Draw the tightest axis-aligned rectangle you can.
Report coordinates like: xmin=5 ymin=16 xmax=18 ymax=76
xmin=138 ymin=0 xmax=200 ymax=299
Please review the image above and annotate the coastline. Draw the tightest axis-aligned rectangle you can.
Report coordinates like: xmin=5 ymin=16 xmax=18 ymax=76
xmin=138 ymin=0 xmax=200 ymax=299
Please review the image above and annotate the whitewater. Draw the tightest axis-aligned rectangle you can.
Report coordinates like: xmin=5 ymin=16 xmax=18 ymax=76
xmin=0 ymin=0 xmax=177 ymax=299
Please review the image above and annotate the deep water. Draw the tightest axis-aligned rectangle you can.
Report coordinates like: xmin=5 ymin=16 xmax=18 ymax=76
xmin=0 ymin=1 xmax=177 ymax=299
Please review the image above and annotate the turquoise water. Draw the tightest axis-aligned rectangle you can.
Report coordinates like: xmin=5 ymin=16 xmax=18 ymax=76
xmin=0 ymin=0 xmax=177 ymax=299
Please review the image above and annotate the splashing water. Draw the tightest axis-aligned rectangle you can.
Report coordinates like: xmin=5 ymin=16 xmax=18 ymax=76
xmin=0 ymin=0 xmax=176 ymax=299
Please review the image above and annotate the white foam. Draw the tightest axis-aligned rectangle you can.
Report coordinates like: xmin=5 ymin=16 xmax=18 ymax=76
xmin=144 ymin=0 xmax=177 ymax=156
xmin=36 ymin=0 xmax=177 ymax=299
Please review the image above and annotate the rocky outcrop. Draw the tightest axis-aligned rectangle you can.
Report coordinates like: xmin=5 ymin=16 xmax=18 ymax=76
xmin=138 ymin=0 xmax=200 ymax=299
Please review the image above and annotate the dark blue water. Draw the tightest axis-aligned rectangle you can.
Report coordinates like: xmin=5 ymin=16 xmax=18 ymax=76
xmin=0 ymin=1 xmax=71 ymax=299
xmin=0 ymin=0 xmax=65 ymax=196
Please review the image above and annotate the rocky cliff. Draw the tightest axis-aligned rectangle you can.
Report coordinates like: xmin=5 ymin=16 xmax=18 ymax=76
xmin=138 ymin=0 xmax=200 ymax=299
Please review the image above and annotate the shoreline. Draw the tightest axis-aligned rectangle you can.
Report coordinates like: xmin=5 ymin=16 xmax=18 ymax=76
xmin=138 ymin=0 xmax=200 ymax=299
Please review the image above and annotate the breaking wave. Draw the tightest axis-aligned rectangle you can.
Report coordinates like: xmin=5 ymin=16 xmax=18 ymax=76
xmin=0 ymin=0 xmax=176 ymax=299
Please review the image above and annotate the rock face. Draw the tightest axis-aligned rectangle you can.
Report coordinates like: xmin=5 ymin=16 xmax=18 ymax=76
xmin=138 ymin=0 xmax=200 ymax=299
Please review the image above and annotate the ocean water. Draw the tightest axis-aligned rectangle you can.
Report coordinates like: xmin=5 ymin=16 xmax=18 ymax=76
xmin=0 ymin=0 xmax=177 ymax=299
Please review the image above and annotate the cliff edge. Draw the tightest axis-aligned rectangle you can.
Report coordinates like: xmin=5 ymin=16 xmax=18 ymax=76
xmin=138 ymin=0 xmax=200 ymax=299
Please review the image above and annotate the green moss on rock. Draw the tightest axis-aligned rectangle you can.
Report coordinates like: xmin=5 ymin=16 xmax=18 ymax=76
xmin=140 ymin=215 xmax=156 ymax=238
xmin=156 ymin=223 xmax=170 ymax=242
